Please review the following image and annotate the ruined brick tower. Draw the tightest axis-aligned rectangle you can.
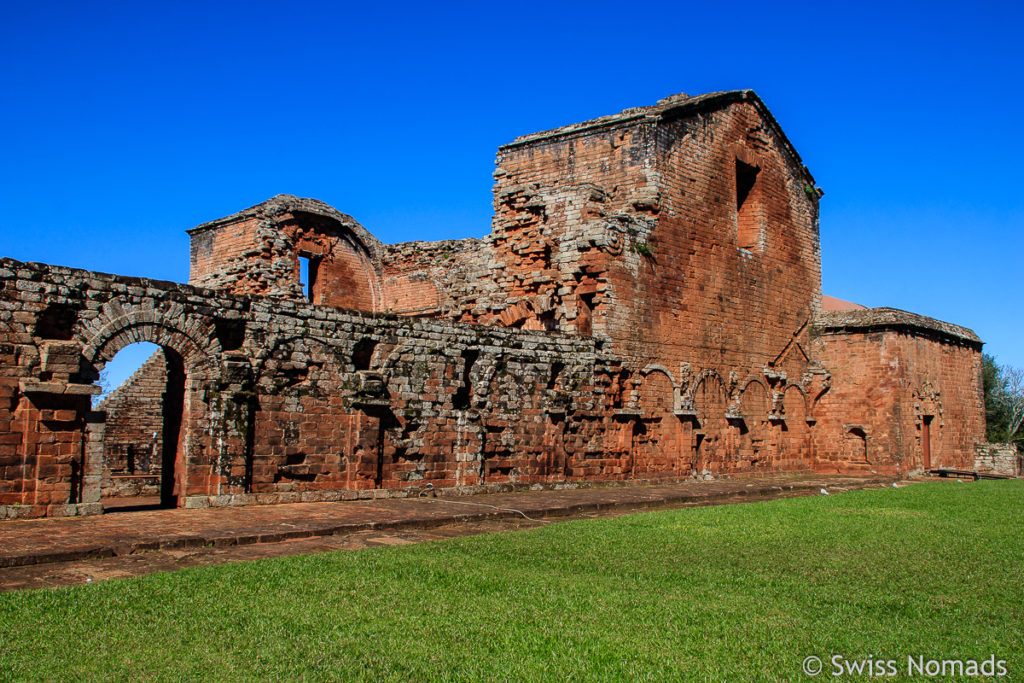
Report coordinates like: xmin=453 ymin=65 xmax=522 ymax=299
xmin=0 ymin=90 xmax=986 ymax=519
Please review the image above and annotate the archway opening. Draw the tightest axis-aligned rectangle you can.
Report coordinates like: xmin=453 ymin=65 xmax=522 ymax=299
xmin=94 ymin=342 xmax=185 ymax=512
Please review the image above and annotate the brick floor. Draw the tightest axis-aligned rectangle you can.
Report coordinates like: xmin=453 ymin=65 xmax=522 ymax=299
xmin=0 ymin=475 xmax=897 ymax=574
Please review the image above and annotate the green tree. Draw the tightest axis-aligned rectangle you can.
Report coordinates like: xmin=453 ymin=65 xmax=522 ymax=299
xmin=983 ymin=354 xmax=1024 ymax=443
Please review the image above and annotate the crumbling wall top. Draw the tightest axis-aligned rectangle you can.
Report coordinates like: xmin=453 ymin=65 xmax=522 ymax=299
xmin=813 ymin=307 xmax=982 ymax=347
xmin=499 ymin=90 xmax=818 ymax=188
xmin=187 ymin=194 xmax=385 ymax=262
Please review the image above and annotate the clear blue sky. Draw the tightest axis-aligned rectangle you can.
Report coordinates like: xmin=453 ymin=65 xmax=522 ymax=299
xmin=2 ymin=0 xmax=1022 ymax=377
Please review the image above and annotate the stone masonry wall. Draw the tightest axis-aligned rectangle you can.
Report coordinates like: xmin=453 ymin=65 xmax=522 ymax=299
xmin=974 ymin=442 xmax=1020 ymax=477
xmin=480 ymin=92 xmax=827 ymax=474
xmin=1 ymin=257 xmax=663 ymax=518
xmin=376 ymin=92 xmax=831 ymax=476
xmin=188 ymin=196 xmax=383 ymax=311
xmin=811 ymin=309 xmax=985 ymax=475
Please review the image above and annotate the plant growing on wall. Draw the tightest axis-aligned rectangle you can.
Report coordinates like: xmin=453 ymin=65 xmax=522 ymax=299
xmin=631 ymin=242 xmax=654 ymax=257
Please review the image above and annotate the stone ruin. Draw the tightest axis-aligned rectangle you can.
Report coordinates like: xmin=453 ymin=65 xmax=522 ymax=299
xmin=0 ymin=90 xmax=988 ymax=518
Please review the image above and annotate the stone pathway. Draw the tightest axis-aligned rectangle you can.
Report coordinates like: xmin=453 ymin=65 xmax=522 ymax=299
xmin=0 ymin=474 xmax=899 ymax=591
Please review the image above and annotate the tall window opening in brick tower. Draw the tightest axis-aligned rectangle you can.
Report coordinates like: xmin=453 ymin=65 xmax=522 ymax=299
xmin=95 ymin=343 xmax=185 ymax=512
xmin=299 ymin=255 xmax=320 ymax=302
xmin=735 ymin=159 xmax=761 ymax=250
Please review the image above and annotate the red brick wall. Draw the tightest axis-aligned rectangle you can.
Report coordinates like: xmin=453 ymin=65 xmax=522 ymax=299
xmin=812 ymin=325 xmax=984 ymax=475
xmin=189 ymin=197 xmax=382 ymax=311
xmin=379 ymin=239 xmax=484 ymax=317
xmin=0 ymin=91 xmax=992 ymax=519
xmin=479 ymin=94 xmax=823 ymax=474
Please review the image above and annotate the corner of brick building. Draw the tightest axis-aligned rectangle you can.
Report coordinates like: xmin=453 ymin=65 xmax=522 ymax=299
xmin=810 ymin=310 xmax=986 ymax=476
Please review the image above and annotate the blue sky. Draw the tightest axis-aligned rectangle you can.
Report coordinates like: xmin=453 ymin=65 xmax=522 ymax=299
xmin=2 ymin=0 xmax=1022 ymax=386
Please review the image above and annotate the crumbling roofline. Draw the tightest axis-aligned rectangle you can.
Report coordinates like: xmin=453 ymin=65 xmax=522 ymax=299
xmin=186 ymin=194 xmax=385 ymax=262
xmin=813 ymin=307 xmax=982 ymax=348
xmin=499 ymin=90 xmax=819 ymax=188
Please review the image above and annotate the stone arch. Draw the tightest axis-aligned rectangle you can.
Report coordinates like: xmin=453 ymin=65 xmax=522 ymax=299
xmin=639 ymin=364 xmax=680 ymax=409
xmin=80 ymin=300 xmax=220 ymax=378
xmin=634 ymin=368 xmax=680 ymax=476
xmin=257 ymin=195 xmax=385 ymax=262
xmin=739 ymin=379 xmax=769 ymax=417
xmin=692 ymin=371 xmax=728 ymax=472
xmin=77 ymin=302 xmax=219 ymax=511
xmin=687 ymin=368 xmax=725 ymax=414
xmin=640 ymin=363 xmax=677 ymax=385
xmin=782 ymin=383 xmax=809 ymax=417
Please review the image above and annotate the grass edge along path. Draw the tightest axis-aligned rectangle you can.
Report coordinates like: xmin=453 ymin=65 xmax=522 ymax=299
xmin=0 ymin=480 xmax=1021 ymax=681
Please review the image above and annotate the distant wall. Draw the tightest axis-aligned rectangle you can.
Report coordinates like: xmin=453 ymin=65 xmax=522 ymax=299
xmin=974 ymin=443 xmax=1020 ymax=477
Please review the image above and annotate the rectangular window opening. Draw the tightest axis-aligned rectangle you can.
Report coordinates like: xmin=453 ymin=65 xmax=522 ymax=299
xmin=299 ymin=255 xmax=320 ymax=302
xmin=735 ymin=159 xmax=761 ymax=250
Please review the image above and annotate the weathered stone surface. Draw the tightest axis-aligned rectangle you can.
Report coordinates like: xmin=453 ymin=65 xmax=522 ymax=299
xmin=0 ymin=89 xmax=994 ymax=519
xmin=974 ymin=443 xmax=1020 ymax=477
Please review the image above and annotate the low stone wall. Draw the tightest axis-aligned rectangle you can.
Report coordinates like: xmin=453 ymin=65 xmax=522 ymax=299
xmin=974 ymin=442 xmax=1020 ymax=477
xmin=103 ymin=474 xmax=160 ymax=498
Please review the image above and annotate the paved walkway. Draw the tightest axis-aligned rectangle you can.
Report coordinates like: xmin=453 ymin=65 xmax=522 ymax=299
xmin=0 ymin=474 xmax=896 ymax=572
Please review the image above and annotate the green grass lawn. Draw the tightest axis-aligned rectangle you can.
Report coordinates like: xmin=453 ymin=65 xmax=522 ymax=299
xmin=1 ymin=481 xmax=1022 ymax=681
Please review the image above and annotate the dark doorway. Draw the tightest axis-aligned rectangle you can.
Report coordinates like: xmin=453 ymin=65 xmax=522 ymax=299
xmin=922 ymin=415 xmax=933 ymax=470
xmin=160 ymin=349 xmax=186 ymax=508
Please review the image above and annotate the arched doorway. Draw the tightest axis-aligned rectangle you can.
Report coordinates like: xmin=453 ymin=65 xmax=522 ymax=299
xmin=80 ymin=303 xmax=220 ymax=513
xmin=94 ymin=343 xmax=186 ymax=511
